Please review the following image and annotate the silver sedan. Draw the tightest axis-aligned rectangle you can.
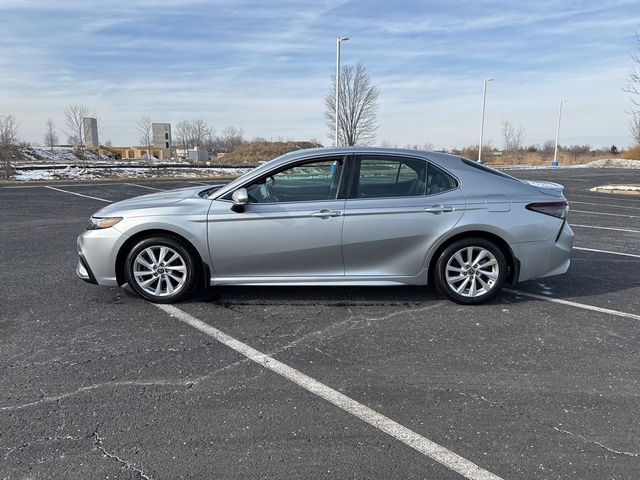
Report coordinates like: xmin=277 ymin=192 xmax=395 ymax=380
xmin=76 ymin=148 xmax=574 ymax=304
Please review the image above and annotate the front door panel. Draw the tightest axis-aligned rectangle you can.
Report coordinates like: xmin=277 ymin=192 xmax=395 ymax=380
xmin=208 ymin=200 xmax=346 ymax=277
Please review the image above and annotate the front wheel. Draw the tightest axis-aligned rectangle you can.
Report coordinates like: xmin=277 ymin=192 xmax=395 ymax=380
xmin=433 ymin=238 xmax=507 ymax=305
xmin=124 ymin=236 xmax=198 ymax=303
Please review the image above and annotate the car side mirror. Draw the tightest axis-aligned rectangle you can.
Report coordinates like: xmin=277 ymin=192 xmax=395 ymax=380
xmin=231 ymin=188 xmax=248 ymax=213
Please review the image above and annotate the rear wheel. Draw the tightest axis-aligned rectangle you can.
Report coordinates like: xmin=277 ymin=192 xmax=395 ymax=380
xmin=433 ymin=237 xmax=507 ymax=305
xmin=125 ymin=236 xmax=198 ymax=303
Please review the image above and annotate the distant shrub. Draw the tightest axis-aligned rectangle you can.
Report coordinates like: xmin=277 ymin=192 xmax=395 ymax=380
xmin=622 ymin=145 xmax=640 ymax=160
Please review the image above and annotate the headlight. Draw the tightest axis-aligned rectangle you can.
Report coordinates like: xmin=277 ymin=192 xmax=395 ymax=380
xmin=87 ymin=217 xmax=123 ymax=230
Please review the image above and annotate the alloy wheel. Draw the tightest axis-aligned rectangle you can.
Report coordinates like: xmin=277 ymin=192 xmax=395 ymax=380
xmin=132 ymin=246 xmax=188 ymax=297
xmin=445 ymin=246 xmax=499 ymax=298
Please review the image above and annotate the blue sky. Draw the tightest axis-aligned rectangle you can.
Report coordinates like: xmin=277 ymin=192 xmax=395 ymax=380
xmin=0 ymin=0 xmax=638 ymax=149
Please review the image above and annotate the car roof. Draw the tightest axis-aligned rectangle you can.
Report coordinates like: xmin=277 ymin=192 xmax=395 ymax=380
xmin=267 ymin=147 xmax=461 ymax=167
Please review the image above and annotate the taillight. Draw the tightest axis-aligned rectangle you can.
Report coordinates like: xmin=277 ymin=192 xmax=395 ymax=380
xmin=526 ymin=201 xmax=569 ymax=219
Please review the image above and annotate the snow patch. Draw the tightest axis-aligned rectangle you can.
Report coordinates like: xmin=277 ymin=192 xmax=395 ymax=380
xmin=502 ymin=158 xmax=640 ymax=170
xmin=590 ymin=185 xmax=640 ymax=192
xmin=13 ymin=166 xmax=250 ymax=182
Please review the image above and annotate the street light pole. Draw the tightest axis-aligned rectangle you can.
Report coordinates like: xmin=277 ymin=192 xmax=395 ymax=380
xmin=335 ymin=36 xmax=349 ymax=147
xmin=478 ymin=77 xmax=494 ymax=164
xmin=552 ymin=99 xmax=568 ymax=167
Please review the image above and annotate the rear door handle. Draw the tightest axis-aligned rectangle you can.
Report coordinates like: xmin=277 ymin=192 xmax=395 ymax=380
xmin=424 ymin=204 xmax=454 ymax=214
xmin=311 ymin=209 xmax=342 ymax=218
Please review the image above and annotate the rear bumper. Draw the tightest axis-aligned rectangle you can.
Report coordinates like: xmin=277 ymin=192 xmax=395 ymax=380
xmin=512 ymin=221 xmax=574 ymax=282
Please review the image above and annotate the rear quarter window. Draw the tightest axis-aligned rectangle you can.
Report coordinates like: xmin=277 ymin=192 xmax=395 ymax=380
xmin=427 ymin=163 xmax=458 ymax=195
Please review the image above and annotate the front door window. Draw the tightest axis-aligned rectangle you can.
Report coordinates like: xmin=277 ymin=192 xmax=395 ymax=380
xmin=244 ymin=158 xmax=344 ymax=203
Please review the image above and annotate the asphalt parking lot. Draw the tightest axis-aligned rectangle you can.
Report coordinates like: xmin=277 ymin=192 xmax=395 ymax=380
xmin=1 ymin=168 xmax=639 ymax=480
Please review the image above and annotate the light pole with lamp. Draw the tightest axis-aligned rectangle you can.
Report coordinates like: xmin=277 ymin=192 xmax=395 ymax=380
xmin=552 ymin=99 xmax=568 ymax=167
xmin=478 ymin=77 xmax=494 ymax=164
xmin=335 ymin=36 xmax=349 ymax=147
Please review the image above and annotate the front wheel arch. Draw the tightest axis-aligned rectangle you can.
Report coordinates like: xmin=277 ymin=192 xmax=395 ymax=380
xmin=116 ymin=229 xmax=207 ymax=289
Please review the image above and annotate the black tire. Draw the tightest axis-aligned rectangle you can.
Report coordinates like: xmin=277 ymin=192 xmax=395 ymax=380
xmin=124 ymin=236 xmax=199 ymax=303
xmin=433 ymin=237 xmax=507 ymax=305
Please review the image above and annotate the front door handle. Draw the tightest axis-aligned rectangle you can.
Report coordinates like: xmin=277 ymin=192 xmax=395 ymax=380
xmin=311 ymin=209 xmax=342 ymax=218
xmin=424 ymin=204 xmax=454 ymax=214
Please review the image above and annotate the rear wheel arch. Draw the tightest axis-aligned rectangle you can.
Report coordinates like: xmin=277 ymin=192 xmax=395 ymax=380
xmin=427 ymin=230 xmax=518 ymax=286
xmin=115 ymin=229 xmax=208 ymax=288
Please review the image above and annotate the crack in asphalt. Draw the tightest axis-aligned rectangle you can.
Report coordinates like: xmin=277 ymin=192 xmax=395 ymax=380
xmin=447 ymin=388 xmax=640 ymax=460
xmin=0 ymin=379 xmax=197 ymax=412
xmin=2 ymin=433 xmax=91 ymax=461
xmin=93 ymin=426 xmax=151 ymax=480
xmin=601 ymin=449 xmax=617 ymax=480
xmin=552 ymin=426 xmax=640 ymax=458
xmin=0 ymin=357 xmax=267 ymax=413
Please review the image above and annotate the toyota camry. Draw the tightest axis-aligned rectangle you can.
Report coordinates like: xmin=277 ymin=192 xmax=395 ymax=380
xmin=76 ymin=148 xmax=574 ymax=305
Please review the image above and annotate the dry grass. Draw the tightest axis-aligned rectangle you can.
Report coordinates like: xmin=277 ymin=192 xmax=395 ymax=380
xmin=485 ymin=152 xmax=631 ymax=167
xmin=219 ymin=141 xmax=322 ymax=166
xmin=622 ymin=146 xmax=640 ymax=160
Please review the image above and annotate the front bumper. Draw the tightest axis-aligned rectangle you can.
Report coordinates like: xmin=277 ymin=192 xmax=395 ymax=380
xmin=76 ymin=252 xmax=98 ymax=284
xmin=76 ymin=227 xmax=128 ymax=286
xmin=512 ymin=221 xmax=574 ymax=282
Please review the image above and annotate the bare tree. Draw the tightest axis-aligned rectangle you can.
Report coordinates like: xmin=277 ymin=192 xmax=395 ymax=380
xmin=175 ymin=120 xmax=189 ymax=157
xmin=624 ymin=33 xmax=640 ymax=144
xmin=0 ymin=114 xmax=18 ymax=180
xmin=379 ymin=139 xmax=396 ymax=148
xmin=189 ymin=119 xmax=213 ymax=149
xmin=404 ymin=142 xmax=434 ymax=151
xmin=325 ymin=63 xmax=380 ymax=146
xmin=176 ymin=120 xmax=214 ymax=156
xmin=219 ymin=126 xmax=245 ymax=152
xmin=631 ymin=113 xmax=640 ymax=146
xmin=501 ymin=121 xmax=513 ymax=153
xmin=64 ymin=104 xmax=91 ymax=162
xmin=624 ymin=33 xmax=640 ymax=110
xmin=501 ymin=120 xmax=525 ymax=163
xmin=137 ymin=114 xmax=153 ymax=161
xmin=44 ymin=118 xmax=58 ymax=156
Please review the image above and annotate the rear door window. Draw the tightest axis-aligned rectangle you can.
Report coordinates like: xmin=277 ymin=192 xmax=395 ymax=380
xmin=354 ymin=156 xmax=427 ymax=198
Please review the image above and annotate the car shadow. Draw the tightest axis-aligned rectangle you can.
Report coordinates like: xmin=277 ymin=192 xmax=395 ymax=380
xmin=189 ymin=284 xmax=444 ymax=307
xmin=186 ymin=250 xmax=639 ymax=308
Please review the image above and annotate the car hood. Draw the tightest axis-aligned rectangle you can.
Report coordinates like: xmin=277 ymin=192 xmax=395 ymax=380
xmin=94 ymin=185 xmax=222 ymax=217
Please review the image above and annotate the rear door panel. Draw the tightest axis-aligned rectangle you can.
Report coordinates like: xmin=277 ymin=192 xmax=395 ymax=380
xmin=342 ymin=191 xmax=464 ymax=276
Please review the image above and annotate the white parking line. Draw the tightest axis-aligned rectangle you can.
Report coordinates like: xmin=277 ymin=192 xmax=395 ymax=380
xmin=44 ymin=186 xmax=111 ymax=203
xmin=2 ymin=182 xmax=117 ymax=189
xmin=505 ymin=289 xmax=640 ymax=321
xmin=124 ymin=182 xmax=166 ymax=191
xmin=574 ymin=246 xmax=640 ymax=258
xmin=571 ymin=200 xmax=640 ymax=210
xmin=571 ymin=224 xmax=640 ymax=234
xmin=156 ymin=304 xmax=503 ymax=480
xmin=571 ymin=209 xmax=640 ymax=219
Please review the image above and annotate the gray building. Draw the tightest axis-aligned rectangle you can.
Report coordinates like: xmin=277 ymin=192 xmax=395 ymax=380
xmin=83 ymin=117 xmax=99 ymax=147
xmin=152 ymin=123 xmax=172 ymax=157
xmin=188 ymin=146 xmax=209 ymax=163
